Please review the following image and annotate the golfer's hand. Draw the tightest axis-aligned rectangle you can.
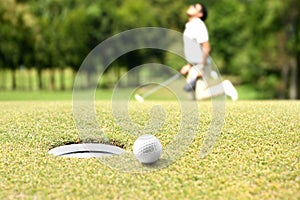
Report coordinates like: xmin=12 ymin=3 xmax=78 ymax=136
xmin=180 ymin=64 xmax=191 ymax=75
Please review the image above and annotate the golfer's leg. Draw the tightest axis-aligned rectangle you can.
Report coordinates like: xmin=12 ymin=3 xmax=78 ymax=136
xmin=185 ymin=65 xmax=204 ymax=91
xmin=196 ymin=82 xmax=225 ymax=100
xmin=195 ymin=80 xmax=211 ymax=100
xmin=187 ymin=64 xmax=204 ymax=80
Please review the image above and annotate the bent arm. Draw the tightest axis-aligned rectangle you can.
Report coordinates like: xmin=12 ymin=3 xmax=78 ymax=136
xmin=201 ymin=41 xmax=211 ymax=65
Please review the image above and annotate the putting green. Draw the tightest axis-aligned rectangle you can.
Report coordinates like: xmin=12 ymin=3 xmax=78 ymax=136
xmin=0 ymin=101 xmax=299 ymax=199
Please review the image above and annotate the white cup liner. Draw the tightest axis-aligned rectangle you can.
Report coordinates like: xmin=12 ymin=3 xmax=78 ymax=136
xmin=48 ymin=143 xmax=125 ymax=158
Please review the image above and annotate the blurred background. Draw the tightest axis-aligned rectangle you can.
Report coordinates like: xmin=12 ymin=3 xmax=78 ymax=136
xmin=0 ymin=0 xmax=299 ymax=100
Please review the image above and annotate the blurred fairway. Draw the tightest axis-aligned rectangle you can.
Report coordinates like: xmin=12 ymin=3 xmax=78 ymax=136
xmin=0 ymin=100 xmax=299 ymax=199
xmin=0 ymin=90 xmax=111 ymax=101
xmin=0 ymin=84 xmax=260 ymax=101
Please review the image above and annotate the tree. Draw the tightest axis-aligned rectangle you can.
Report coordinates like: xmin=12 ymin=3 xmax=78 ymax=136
xmin=282 ymin=0 xmax=300 ymax=99
xmin=30 ymin=0 xmax=68 ymax=90
xmin=0 ymin=0 xmax=37 ymax=90
xmin=0 ymin=0 xmax=298 ymax=97
xmin=203 ymin=0 xmax=299 ymax=99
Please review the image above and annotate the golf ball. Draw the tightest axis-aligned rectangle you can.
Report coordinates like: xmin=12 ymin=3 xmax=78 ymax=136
xmin=133 ymin=134 xmax=162 ymax=164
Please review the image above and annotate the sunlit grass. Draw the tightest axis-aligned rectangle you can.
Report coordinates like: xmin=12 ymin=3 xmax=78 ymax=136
xmin=0 ymin=101 xmax=299 ymax=199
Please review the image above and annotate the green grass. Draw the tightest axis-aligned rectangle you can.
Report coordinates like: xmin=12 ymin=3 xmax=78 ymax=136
xmin=0 ymin=100 xmax=299 ymax=199
xmin=0 ymin=90 xmax=113 ymax=101
xmin=236 ymin=84 xmax=261 ymax=100
xmin=0 ymin=83 xmax=258 ymax=101
xmin=0 ymin=87 xmax=174 ymax=101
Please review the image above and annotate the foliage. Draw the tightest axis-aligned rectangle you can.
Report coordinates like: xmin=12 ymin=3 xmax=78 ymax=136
xmin=0 ymin=0 xmax=299 ymax=98
xmin=0 ymin=0 xmax=37 ymax=68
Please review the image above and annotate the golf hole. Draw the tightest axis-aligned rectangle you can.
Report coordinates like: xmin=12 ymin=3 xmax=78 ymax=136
xmin=48 ymin=143 xmax=126 ymax=158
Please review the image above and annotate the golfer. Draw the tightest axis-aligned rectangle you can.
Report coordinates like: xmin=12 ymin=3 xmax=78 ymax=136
xmin=180 ymin=3 xmax=238 ymax=101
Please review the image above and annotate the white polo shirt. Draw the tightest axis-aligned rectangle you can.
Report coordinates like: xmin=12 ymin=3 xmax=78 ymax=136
xmin=183 ymin=18 xmax=209 ymax=64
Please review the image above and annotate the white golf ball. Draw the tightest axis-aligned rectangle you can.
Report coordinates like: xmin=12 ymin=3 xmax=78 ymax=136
xmin=133 ymin=134 xmax=162 ymax=164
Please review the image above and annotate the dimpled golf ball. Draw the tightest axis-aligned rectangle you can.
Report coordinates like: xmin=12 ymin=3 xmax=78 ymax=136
xmin=133 ymin=134 xmax=162 ymax=164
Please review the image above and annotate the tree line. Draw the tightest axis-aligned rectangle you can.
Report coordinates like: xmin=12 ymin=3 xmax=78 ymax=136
xmin=0 ymin=0 xmax=299 ymax=99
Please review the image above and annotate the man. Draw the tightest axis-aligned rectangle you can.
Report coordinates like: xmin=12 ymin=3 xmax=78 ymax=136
xmin=180 ymin=3 xmax=238 ymax=101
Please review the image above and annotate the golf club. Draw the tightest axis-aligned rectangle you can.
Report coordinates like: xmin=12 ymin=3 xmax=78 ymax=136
xmin=134 ymin=73 xmax=181 ymax=102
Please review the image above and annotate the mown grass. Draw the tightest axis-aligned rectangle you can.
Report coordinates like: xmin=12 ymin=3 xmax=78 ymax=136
xmin=0 ymin=90 xmax=112 ymax=101
xmin=0 ymin=84 xmax=260 ymax=101
xmin=0 ymin=100 xmax=299 ymax=199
